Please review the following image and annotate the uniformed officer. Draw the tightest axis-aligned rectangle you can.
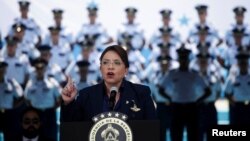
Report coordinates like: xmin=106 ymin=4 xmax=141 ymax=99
xmin=75 ymin=60 xmax=91 ymax=90
xmin=123 ymin=45 xmax=146 ymax=83
xmin=46 ymin=26 xmax=73 ymax=71
xmin=1 ymin=36 xmax=30 ymax=88
xmin=149 ymin=9 xmax=180 ymax=49
xmin=226 ymin=6 xmax=249 ymax=46
xmin=190 ymin=43 xmax=224 ymax=78
xmin=191 ymin=25 xmax=219 ymax=56
xmin=2 ymin=24 xmax=40 ymax=60
xmin=228 ymin=48 xmax=250 ymax=79
xmin=225 ymin=52 xmax=250 ymax=125
xmin=117 ymin=20 xmax=146 ymax=83
xmin=65 ymin=40 xmax=101 ymax=85
xmin=224 ymin=7 xmax=250 ymax=70
xmin=222 ymin=28 xmax=250 ymax=73
xmin=195 ymin=53 xmax=222 ymax=141
xmin=24 ymin=58 xmax=61 ymax=141
xmin=117 ymin=32 xmax=133 ymax=50
xmin=35 ymin=45 xmax=66 ymax=85
xmin=226 ymin=27 xmax=250 ymax=50
xmin=148 ymin=56 xmax=173 ymax=141
xmin=75 ymin=2 xmax=113 ymax=52
xmin=43 ymin=8 xmax=73 ymax=48
xmin=161 ymin=45 xmax=211 ymax=141
xmin=117 ymin=7 xmax=145 ymax=50
xmin=188 ymin=4 xmax=223 ymax=47
xmin=141 ymin=52 xmax=179 ymax=84
xmin=0 ymin=60 xmax=24 ymax=141
xmin=10 ymin=0 xmax=42 ymax=46
xmin=196 ymin=42 xmax=211 ymax=55
xmin=149 ymin=27 xmax=178 ymax=61
xmin=233 ymin=6 xmax=247 ymax=28
xmin=13 ymin=23 xmax=40 ymax=60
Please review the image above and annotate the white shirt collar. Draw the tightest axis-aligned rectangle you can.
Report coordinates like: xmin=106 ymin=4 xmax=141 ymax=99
xmin=22 ymin=136 xmax=39 ymax=141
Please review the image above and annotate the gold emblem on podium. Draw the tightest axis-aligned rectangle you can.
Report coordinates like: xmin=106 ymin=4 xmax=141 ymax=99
xmin=101 ymin=124 xmax=119 ymax=141
xmin=89 ymin=112 xmax=133 ymax=141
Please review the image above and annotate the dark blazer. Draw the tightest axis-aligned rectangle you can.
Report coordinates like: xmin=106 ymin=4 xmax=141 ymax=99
xmin=61 ymin=80 xmax=157 ymax=122
xmin=13 ymin=135 xmax=55 ymax=141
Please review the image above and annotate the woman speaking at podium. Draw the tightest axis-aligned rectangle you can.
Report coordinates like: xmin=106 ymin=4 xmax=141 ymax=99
xmin=60 ymin=45 xmax=156 ymax=121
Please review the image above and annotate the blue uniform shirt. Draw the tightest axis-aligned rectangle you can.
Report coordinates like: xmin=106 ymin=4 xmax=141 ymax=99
xmin=225 ymin=73 xmax=250 ymax=102
xmin=0 ymin=78 xmax=23 ymax=109
xmin=161 ymin=69 xmax=208 ymax=103
xmin=25 ymin=77 xmax=61 ymax=109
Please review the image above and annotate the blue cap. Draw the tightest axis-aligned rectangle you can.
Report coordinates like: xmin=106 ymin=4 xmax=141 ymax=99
xmin=18 ymin=0 xmax=30 ymax=8
xmin=12 ymin=23 xmax=26 ymax=32
xmin=197 ymin=25 xmax=209 ymax=34
xmin=196 ymin=53 xmax=211 ymax=59
xmin=52 ymin=8 xmax=63 ymax=16
xmin=48 ymin=26 xmax=61 ymax=33
xmin=37 ymin=45 xmax=51 ymax=51
xmin=5 ymin=36 xmax=19 ymax=45
xmin=85 ymin=34 xmax=100 ymax=42
xmin=159 ymin=27 xmax=172 ymax=35
xmin=125 ymin=7 xmax=137 ymax=14
xmin=78 ymin=40 xmax=95 ymax=48
xmin=158 ymin=43 xmax=171 ymax=48
xmin=195 ymin=4 xmax=208 ymax=13
xmin=160 ymin=9 xmax=172 ymax=17
xmin=121 ymin=32 xmax=133 ymax=40
xmin=31 ymin=58 xmax=48 ymax=68
xmin=233 ymin=6 xmax=247 ymax=15
xmin=157 ymin=55 xmax=172 ymax=64
xmin=197 ymin=42 xmax=211 ymax=48
xmin=76 ymin=60 xmax=90 ymax=67
xmin=87 ymin=2 xmax=98 ymax=14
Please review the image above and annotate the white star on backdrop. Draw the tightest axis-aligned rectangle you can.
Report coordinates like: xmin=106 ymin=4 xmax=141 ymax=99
xmin=179 ymin=15 xmax=190 ymax=26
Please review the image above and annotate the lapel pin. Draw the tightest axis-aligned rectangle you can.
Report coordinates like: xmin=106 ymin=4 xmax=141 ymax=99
xmin=130 ymin=100 xmax=141 ymax=112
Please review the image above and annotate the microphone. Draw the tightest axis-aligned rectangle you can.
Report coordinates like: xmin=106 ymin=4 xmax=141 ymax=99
xmin=108 ymin=87 xmax=118 ymax=110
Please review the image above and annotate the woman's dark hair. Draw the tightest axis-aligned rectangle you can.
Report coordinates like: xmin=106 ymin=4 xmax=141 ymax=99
xmin=99 ymin=45 xmax=129 ymax=68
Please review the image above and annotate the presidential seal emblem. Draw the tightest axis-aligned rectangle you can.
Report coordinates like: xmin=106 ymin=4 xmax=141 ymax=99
xmin=89 ymin=112 xmax=133 ymax=141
